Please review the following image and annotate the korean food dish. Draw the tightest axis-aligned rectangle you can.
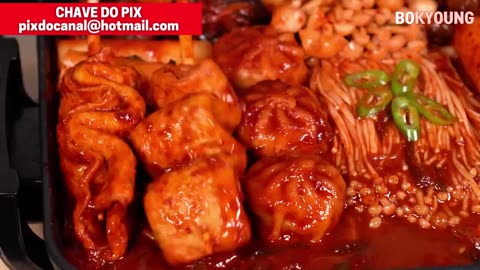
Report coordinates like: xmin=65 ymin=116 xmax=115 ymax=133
xmin=54 ymin=0 xmax=480 ymax=269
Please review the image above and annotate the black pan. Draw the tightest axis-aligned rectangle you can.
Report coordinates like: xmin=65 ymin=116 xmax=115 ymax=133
xmin=0 ymin=36 xmax=74 ymax=270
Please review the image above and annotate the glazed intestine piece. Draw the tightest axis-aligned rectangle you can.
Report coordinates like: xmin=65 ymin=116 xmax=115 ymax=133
xmin=57 ymin=48 xmax=146 ymax=261
xmin=143 ymin=156 xmax=251 ymax=265
xmin=243 ymin=155 xmax=346 ymax=242
xmin=130 ymin=34 xmax=252 ymax=266
xmin=131 ymin=93 xmax=251 ymax=265
xmin=236 ymin=80 xmax=333 ymax=158
xmin=130 ymin=93 xmax=247 ymax=178
xmin=149 ymin=59 xmax=241 ymax=131
xmin=212 ymin=26 xmax=308 ymax=90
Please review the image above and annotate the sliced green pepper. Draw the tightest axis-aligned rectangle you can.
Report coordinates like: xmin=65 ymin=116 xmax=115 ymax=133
xmin=406 ymin=93 xmax=456 ymax=125
xmin=391 ymin=96 xmax=420 ymax=142
xmin=357 ymin=86 xmax=393 ymax=118
xmin=343 ymin=70 xmax=390 ymax=89
xmin=391 ymin=60 xmax=420 ymax=96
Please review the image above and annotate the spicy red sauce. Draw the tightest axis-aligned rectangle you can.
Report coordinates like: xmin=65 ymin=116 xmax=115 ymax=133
xmin=63 ymin=207 xmax=479 ymax=270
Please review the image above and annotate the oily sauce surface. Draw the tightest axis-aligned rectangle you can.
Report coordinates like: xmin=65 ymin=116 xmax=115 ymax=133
xmin=63 ymin=207 xmax=479 ymax=270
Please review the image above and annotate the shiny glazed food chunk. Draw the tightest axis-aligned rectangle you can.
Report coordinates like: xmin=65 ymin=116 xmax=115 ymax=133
xmin=213 ymin=26 xmax=308 ymax=90
xmin=57 ymin=49 xmax=146 ymax=261
xmin=144 ymin=157 xmax=252 ymax=266
xmin=129 ymin=93 xmax=247 ymax=178
xmin=236 ymin=80 xmax=333 ymax=158
xmin=149 ymin=59 xmax=241 ymax=132
xmin=244 ymin=155 xmax=346 ymax=242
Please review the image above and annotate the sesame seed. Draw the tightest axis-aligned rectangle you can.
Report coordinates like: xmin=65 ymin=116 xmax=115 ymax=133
xmin=414 ymin=205 xmax=429 ymax=216
xmin=387 ymin=175 xmax=399 ymax=185
xmin=350 ymin=180 xmax=359 ymax=188
xmin=346 ymin=187 xmax=357 ymax=197
xmin=407 ymin=215 xmax=417 ymax=223
xmin=375 ymin=184 xmax=388 ymax=194
xmin=437 ymin=192 xmax=449 ymax=202
xmin=452 ymin=189 xmax=465 ymax=200
xmin=448 ymin=216 xmax=461 ymax=227
xmin=383 ymin=204 xmax=396 ymax=216
xmin=368 ymin=205 xmax=383 ymax=216
xmin=347 ymin=198 xmax=355 ymax=206
xmin=380 ymin=198 xmax=391 ymax=206
xmin=396 ymin=191 xmax=406 ymax=200
xmin=401 ymin=182 xmax=411 ymax=191
xmin=431 ymin=211 xmax=449 ymax=229
xmin=369 ymin=217 xmax=382 ymax=229
xmin=396 ymin=207 xmax=404 ymax=217
xmin=360 ymin=187 xmax=372 ymax=196
xmin=418 ymin=218 xmax=431 ymax=229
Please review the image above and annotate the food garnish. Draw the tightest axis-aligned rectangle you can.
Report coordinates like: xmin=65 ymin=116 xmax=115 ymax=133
xmin=344 ymin=59 xmax=456 ymax=142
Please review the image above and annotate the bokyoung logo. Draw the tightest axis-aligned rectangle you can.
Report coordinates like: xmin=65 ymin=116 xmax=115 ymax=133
xmin=395 ymin=11 xmax=475 ymax=25
xmin=0 ymin=3 xmax=202 ymax=35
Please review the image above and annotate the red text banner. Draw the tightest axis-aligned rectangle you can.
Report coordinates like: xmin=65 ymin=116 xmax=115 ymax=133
xmin=0 ymin=3 xmax=202 ymax=35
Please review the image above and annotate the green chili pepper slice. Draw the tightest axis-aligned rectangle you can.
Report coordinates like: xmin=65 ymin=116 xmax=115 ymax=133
xmin=391 ymin=96 xmax=420 ymax=142
xmin=357 ymin=86 xmax=393 ymax=118
xmin=391 ymin=60 xmax=420 ymax=96
xmin=343 ymin=70 xmax=390 ymax=89
xmin=406 ymin=93 xmax=456 ymax=125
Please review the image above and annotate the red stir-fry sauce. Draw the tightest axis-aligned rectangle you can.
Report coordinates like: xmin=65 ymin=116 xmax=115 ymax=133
xmin=60 ymin=56 xmax=480 ymax=268
xmin=63 ymin=207 xmax=480 ymax=270
xmin=59 ymin=53 xmax=480 ymax=269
